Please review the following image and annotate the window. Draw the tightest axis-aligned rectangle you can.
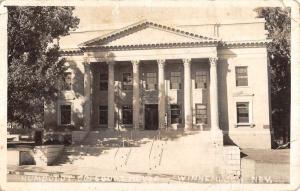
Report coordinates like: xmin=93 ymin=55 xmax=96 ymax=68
xmin=99 ymin=106 xmax=108 ymax=125
xmin=236 ymin=102 xmax=249 ymax=123
xmin=170 ymin=104 xmax=182 ymax=124
xmin=122 ymin=105 xmax=133 ymax=125
xmin=195 ymin=104 xmax=208 ymax=124
xmin=122 ymin=73 xmax=133 ymax=90
xmin=62 ymin=72 xmax=72 ymax=91
xmin=146 ymin=72 xmax=157 ymax=90
xmin=235 ymin=66 xmax=248 ymax=86
xmin=60 ymin=105 xmax=71 ymax=125
xmin=195 ymin=71 xmax=208 ymax=89
xmin=99 ymin=73 xmax=108 ymax=91
xmin=170 ymin=72 xmax=181 ymax=89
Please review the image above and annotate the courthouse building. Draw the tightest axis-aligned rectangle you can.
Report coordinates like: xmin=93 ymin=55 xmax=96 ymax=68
xmin=44 ymin=7 xmax=272 ymax=149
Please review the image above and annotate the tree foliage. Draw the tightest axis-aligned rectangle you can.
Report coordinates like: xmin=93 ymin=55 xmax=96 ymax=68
xmin=255 ymin=7 xmax=291 ymax=143
xmin=8 ymin=6 xmax=79 ymax=128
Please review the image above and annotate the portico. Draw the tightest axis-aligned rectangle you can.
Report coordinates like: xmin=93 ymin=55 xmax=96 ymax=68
xmin=78 ymin=21 xmax=223 ymax=134
xmin=83 ymin=57 xmax=220 ymax=130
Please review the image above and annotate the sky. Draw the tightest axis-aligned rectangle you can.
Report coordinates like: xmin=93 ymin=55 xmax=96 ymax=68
xmin=72 ymin=4 xmax=261 ymax=32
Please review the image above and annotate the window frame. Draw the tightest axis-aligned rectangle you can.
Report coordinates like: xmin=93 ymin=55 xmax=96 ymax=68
xmin=195 ymin=104 xmax=208 ymax=124
xmin=98 ymin=105 xmax=108 ymax=125
xmin=145 ymin=72 xmax=157 ymax=91
xmin=57 ymin=102 xmax=73 ymax=126
xmin=61 ymin=72 xmax=73 ymax=91
xmin=122 ymin=72 xmax=133 ymax=91
xmin=170 ymin=71 xmax=181 ymax=90
xmin=122 ymin=105 xmax=133 ymax=125
xmin=195 ymin=71 xmax=208 ymax=89
xmin=235 ymin=66 xmax=248 ymax=87
xmin=234 ymin=99 xmax=253 ymax=127
xmin=170 ymin=104 xmax=182 ymax=124
xmin=99 ymin=72 xmax=108 ymax=91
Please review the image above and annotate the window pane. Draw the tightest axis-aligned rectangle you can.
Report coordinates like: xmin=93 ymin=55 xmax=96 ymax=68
xmin=195 ymin=104 xmax=207 ymax=124
xmin=123 ymin=73 xmax=133 ymax=90
xmin=100 ymin=73 xmax=108 ymax=80
xmin=100 ymin=73 xmax=108 ymax=90
xmin=146 ymin=72 xmax=157 ymax=90
xmin=122 ymin=105 xmax=133 ymax=124
xmin=237 ymin=102 xmax=249 ymax=123
xmin=236 ymin=67 xmax=248 ymax=86
xmin=100 ymin=82 xmax=108 ymax=90
xmin=170 ymin=104 xmax=181 ymax=124
xmin=170 ymin=72 xmax=181 ymax=89
xmin=99 ymin=106 xmax=108 ymax=125
xmin=62 ymin=73 xmax=72 ymax=91
xmin=60 ymin=105 xmax=71 ymax=125
xmin=195 ymin=71 xmax=207 ymax=89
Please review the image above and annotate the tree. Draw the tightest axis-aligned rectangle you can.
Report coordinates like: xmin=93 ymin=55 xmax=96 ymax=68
xmin=8 ymin=6 xmax=80 ymax=129
xmin=255 ymin=7 xmax=291 ymax=144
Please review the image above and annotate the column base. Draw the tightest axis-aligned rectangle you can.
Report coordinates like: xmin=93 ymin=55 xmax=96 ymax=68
xmin=211 ymin=129 xmax=224 ymax=147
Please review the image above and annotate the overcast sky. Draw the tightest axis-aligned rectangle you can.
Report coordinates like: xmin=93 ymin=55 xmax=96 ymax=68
xmin=73 ymin=5 xmax=260 ymax=31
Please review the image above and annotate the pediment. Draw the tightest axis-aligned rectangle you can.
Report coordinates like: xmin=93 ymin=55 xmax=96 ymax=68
xmin=79 ymin=20 xmax=219 ymax=48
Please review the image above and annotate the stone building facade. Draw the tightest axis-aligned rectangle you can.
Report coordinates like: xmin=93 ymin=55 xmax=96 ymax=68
xmin=44 ymin=16 xmax=272 ymax=149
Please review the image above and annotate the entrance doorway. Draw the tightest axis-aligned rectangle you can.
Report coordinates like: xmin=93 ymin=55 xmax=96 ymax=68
xmin=144 ymin=104 xmax=158 ymax=130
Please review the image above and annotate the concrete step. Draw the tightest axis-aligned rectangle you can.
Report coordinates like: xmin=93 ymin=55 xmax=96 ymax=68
xmin=61 ymin=130 xmax=226 ymax=177
xmin=82 ymin=129 xmax=215 ymax=146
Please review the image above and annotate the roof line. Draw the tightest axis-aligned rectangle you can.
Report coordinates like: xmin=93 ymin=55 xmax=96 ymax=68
xmin=78 ymin=19 xmax=219 ymax=47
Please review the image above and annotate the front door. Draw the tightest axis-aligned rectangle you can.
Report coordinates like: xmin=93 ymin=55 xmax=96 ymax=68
xmin=144 ymin=104 xmax=158 ymax=130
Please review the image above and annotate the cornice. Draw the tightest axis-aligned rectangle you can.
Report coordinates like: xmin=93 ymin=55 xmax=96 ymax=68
xmin=60 ymin=40 xmax=270 ymax=55
xmin=79 ymin=20 xmax=219 ymax=47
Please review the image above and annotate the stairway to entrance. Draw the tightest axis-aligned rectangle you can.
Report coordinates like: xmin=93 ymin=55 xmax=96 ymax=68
xmin=60 ymin=129 xmax=227 ymax=178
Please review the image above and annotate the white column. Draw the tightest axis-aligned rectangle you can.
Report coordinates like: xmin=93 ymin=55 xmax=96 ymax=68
xmin=209 ymin=57 xmax=220 ymax=131
xmin=158 ymin=59 xmax=166 ymax=129
xmin=132 ymin=60 xmax=140 ymax=129
xmin=183 ymin=58 xmax=192 ymax=129
xmin=107 ymin=61 xmax=115 ymax=129
xmin=84 ymin=58 xmax=92 ymax=130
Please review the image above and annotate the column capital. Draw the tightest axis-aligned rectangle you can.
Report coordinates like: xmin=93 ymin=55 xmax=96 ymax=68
xmin=131 ymin=60 xmax=140 ymax=69
xmin=106 ymin=60 xmax=115 ymax=66
xmin=157 ymin=59 xmax=165 ymax=68
xmin=83 ymin=56 xmax=90 ymax=64
xmin=209 ymin=57 xmax=218 ymax=66
xmin=182 ymin=58 xmax=192 ymax=67
xmin=84 ymin=62 xmax=90 ymax=70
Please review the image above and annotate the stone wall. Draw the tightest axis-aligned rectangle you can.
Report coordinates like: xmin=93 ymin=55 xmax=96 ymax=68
xmin=222 ymin=146 xmax=241 ymax=183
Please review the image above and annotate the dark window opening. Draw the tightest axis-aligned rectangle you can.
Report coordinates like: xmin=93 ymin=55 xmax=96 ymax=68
xmin=99 ymin=106 xmax=108 ymax=125
xmin=195 ymin=104 xmax=208 ymax=124
xmin=62 ymin=72 xmax=72 ymax=91
xmin=122 ymin=73 xmax=133 ymax=90
xmin=60 ymin=105 xmax=71 ymax=125
xmin=170 ymin=104 xmax=182 ymax=124
xmin=122 ymin=105 xmax=133 ymax=125
xmin=99 ymin=73 xmax=108 ymax=90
